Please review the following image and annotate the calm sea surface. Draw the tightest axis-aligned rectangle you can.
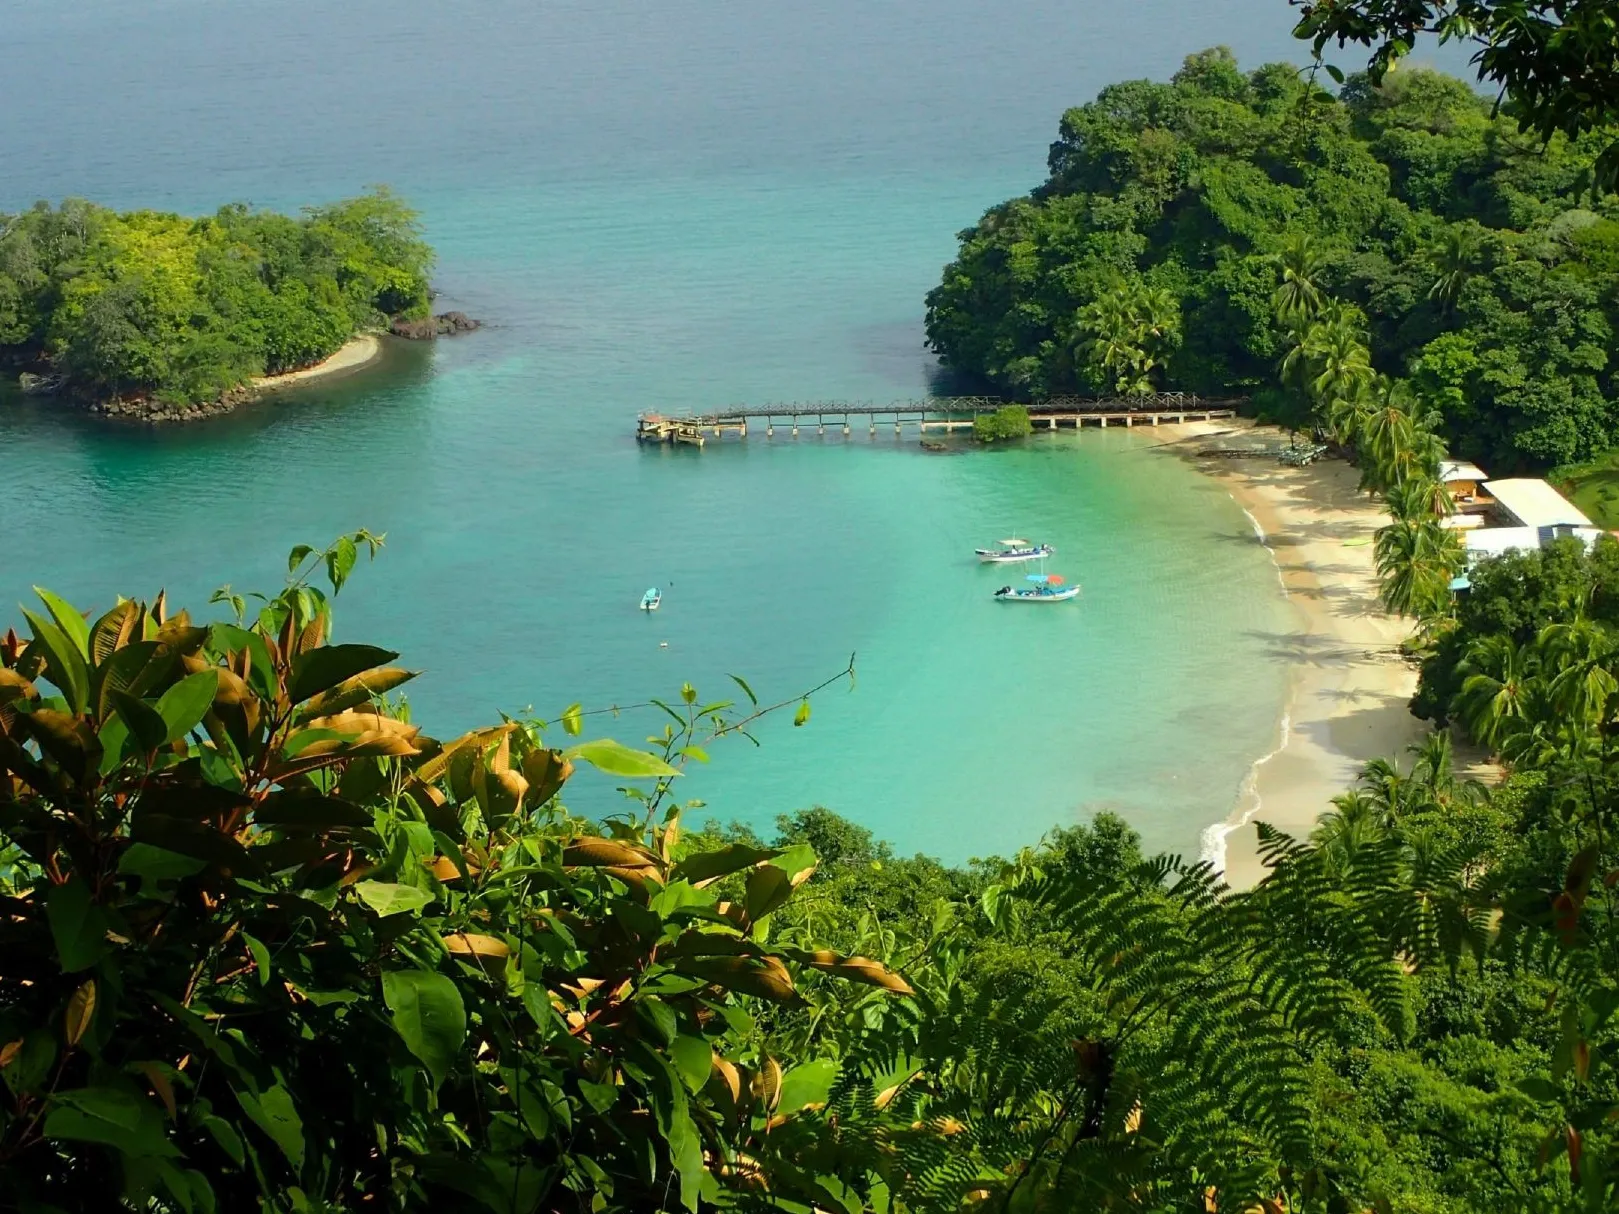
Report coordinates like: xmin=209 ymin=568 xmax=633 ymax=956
xmin=0 ymin=0 xmax=1311 ymax=861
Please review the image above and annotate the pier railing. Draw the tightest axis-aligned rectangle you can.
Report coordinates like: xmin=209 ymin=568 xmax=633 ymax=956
xmin=635 ymin=394 xmax=1246 ymax=446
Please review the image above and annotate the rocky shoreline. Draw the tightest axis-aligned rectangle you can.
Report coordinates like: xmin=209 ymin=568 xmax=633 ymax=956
xmin=389 ymin=310 xmax=481 ymax=340
xmin=10 ymin=313 xmax=480 ymax=424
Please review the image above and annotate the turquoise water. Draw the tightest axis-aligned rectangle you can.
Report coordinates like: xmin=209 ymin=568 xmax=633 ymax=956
xmin=0 ymin=0 xmax=1304 ymax=860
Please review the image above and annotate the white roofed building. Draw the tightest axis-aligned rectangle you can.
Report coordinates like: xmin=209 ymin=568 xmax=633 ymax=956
xmin=1483 ymin=478 xmax=1593 ymax=530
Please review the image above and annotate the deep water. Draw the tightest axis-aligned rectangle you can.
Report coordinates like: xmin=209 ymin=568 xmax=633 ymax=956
xmin=0 ymin=0 xmax=1311 ymax=860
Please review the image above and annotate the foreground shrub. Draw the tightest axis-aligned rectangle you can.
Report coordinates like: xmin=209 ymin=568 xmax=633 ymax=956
xmin=0 ymin=535 xmax=904 ymax=1212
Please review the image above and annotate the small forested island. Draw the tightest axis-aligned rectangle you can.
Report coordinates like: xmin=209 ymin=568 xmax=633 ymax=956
xmin=926 ymin=48 xmax=1619 ymax=473
xmin=0 ymin=188 xmax=445 ymax=421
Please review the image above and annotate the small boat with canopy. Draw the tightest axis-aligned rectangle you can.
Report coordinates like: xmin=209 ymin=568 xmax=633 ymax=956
xmin=994 ymin=573 xmax=1080 ymax=603
xmin=640 ymin=587 xmax=662 ymax=611
xmin=975 ymin=538 xmax=1055 ymax=563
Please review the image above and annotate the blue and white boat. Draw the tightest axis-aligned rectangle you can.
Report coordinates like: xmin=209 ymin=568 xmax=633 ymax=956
xmin=994 ymin=573 xmax=1080 ymax=603
xmin=640 ymin=587 xmax=662 ymax=611
xmin=975 ymin=538 xmax=1054 ymax=564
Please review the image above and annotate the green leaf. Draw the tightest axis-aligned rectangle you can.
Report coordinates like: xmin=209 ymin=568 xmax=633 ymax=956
xmin=560 ymin=703 xmax=584 ymax=736
xmin=777 ymin=1058 xmax=837 ymax=1116
xmin=382 ymin=970 xmax=466 ymax=1091
xmin=667 ymin=1105 xmax=703 ymax=1212
xmin=286 ymin=544 xmax=315 ymax=573
xmin=45 ymin=1086 xmax=180 ymax=1158
xmin=287 ymin=644 xmax=399 ymax=706
xmin=117 ymin=844 xmax=207 ymax=893
xmin=325 ymin=535 xmax=358 ymax=594
xmin=110 ymin=690 xmax=168 ymax=754
xmin=22 ymin=608 xmax=90 ymax=714
xmin=578 ymin=1079 xmax=618 ymax=1113
xmin=33 ymin=588 xmax=90 ymax=660
xmin=200 ymin=1114 xmax=244 ymax=1165
xmin=47 ymin=878 xmax=111 ymax=972
xmin=155 ymin=670 xmax=220 ymax=744
xmin=242 ymin=933 xmax=271 ymax=986
xmin=729 ymin=674 xmax=757 ymax=706
xmin=793 ymin=699 xmax=811 ymax=727
xmin=1324 ymin=62 xmax=1345 ymax=84
xmin=670 ymin=1035 xmax=711 ymax=1094
xmin=501 ymin=1067 xmax=554 ymax=1137
xmin=564 ymin=738 xmax=680 ymax=779
xmin=670 ymin=843 xmax=778 ymax=886
xmin=234 ymin=1082 xmax=304 ymax=1168
xmin=1 ymin=1031 xmax=57 ymax=1096
xmin=355 ymin=881 xmax=434 ymax=917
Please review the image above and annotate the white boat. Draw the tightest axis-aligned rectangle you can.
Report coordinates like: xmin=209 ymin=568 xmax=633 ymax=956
xmin=640 ymin=587 xmax=662 ymax=611
xmin=994 ymin=573 xmax=1080 ymax=603
xmin=975 ymin=538 xmax=1055 ymax=563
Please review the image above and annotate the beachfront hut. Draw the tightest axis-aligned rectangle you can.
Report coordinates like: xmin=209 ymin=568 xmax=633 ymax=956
xmin=1440 ymin=459 xmax=1489 ymax=503
xmin=1482 ymin=478 xmax=1593 ymax=530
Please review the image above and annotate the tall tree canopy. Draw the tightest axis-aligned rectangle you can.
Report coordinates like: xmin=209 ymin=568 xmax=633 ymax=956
xmin=0 ymin=189 xmax=432 ymax=406
xmin=924 ymin=50 xmax=1619 ymax=470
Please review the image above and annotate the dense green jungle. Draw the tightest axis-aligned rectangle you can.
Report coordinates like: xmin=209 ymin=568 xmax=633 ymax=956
xmin=924 ymin=49 xmax=1619 ymax=473
xmin=8 ymin=3 xmax=1619 ymax=1211
xmin=0 ymin=189 xmax=431 ymax=407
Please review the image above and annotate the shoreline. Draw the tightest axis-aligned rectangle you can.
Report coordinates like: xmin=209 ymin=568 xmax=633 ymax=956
xmin=1149 ymin=420 xmax=1427 ymax=887
xmin=253 ymin=332 xmax=384 ymax=391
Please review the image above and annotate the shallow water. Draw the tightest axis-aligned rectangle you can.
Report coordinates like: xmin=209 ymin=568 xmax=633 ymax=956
xmin=0 ymin=0 xmax=1306 ymax=860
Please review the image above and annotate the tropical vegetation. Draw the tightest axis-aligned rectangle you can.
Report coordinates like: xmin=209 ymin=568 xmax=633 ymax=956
xmin=0 ymin=189 xmax=431 ymax=407
xmin=924 ymin=49 xmax=1619 ymax=471
xmin=971 ymin=405 xmax=1033 ymax=443
xmin=4 ymin=540 xmax=1619 ymax=1211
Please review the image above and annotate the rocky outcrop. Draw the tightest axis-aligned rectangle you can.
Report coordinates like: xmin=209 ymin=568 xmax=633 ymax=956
xmin=389 ymin=311 xmax=481 ymax=340
xmin=86 ymin=386 xmax=253 ymax=424
xmin=18 ymin=372 xmax=65 ymax=395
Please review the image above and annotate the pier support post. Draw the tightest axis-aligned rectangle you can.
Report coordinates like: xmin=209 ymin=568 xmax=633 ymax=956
xmin=741 ymin=421 xmax=748 ymax=436
xmin=1099 ymin=416 xmax=1107 ymax=428
xmin=843 ymin=423 xmax=850 ymax=437
xmin=767 ymin=424 xmax=774 ymax=438
xmin=791 ymin=425 xmax=799 ymax=438
xmin=869 ymin=422 xmax=876 ymax=437
xmin=894 ymin=421 xmax=901 ymax=436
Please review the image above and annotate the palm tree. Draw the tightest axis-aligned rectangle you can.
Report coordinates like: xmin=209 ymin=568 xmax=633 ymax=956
xmin=1453 ymin=634 xmax=1538 ymax=751
xmin=1304 ymin=321 xmax=1374 ymax=438
xmin=1375 ymin=514 xmax=1464 ymax=619
xmin=1426 ymin=224 xmax=1483 ymax=310
xmin=1077 ymin=279 xmax=1181 ymax=395
xmin=1385 ymin=475 xmax=1453 ymax=522
xmin=1271 ymin=231 xmax=1329 ymax=326
xmin=1357 ymin=378 xmax=1423 ymax=493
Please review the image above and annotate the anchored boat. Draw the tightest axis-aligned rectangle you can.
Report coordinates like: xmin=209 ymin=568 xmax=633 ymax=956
xmin=994 ymin=573 xmax=1080 ymax=603
xmin=975 ymin=538 xmax=1055 ymax=563
xmin=640 ymin=587 xmax=662 ymax=611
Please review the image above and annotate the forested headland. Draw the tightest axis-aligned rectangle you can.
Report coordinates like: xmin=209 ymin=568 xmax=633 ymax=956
xmin=925 ymin=49 xmax=1619 ymax=473
xmin=0 ymin=189 xmax=432 ymax=415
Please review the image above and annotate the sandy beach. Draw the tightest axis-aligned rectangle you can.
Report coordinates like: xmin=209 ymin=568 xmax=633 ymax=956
xmin=253 ymin=333 xmax=383 ymax=391
xmin=1149 ymin=419 xmax=1428 ymax=887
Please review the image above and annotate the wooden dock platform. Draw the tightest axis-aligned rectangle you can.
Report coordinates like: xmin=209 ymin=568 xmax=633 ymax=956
xmin=636 ymin=395 xmax=1240 ymax=446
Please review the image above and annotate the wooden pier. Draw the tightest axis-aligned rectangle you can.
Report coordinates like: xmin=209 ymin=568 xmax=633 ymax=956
xmin=635 ymin=395 xmax=1241 ymax=447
